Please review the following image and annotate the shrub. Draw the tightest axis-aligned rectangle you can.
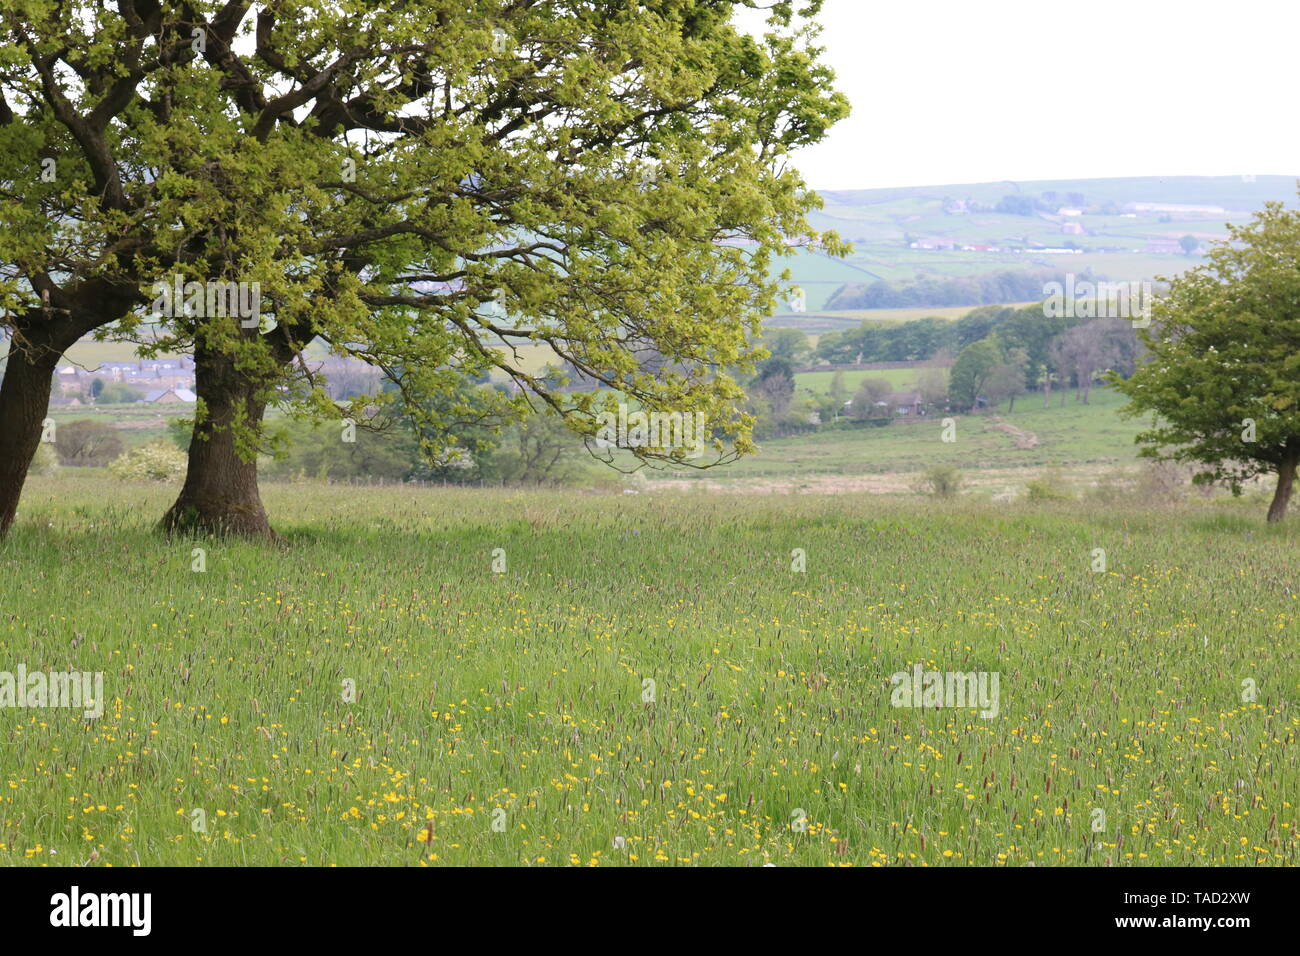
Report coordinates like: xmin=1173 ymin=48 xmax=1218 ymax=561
xmin=30 ymin=442 xmax=59 ymax=476
xmin=1136 ymin=460 xmax=1192 ymax=504
xmin=54 ymin=419 xmax=123 ymax=466
xmin=1024 ymin=468 xmax=1074 ymax=502
xmin=108 ymin=442 xmax=188 ymax=482
xmin=919 ymin=465 xmax=963 ymax=498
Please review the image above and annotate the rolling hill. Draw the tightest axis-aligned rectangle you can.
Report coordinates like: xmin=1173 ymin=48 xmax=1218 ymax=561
xmin=771 ymin=174 xmax=1300 ymax=328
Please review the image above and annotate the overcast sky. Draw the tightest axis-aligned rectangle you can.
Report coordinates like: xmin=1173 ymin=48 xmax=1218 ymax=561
xmin=771 ymin=0 xmax=1300 ymax=190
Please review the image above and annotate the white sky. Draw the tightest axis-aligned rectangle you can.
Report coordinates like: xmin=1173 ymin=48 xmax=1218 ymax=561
xmin=774 ymin=0 xmax=1300 ymax=190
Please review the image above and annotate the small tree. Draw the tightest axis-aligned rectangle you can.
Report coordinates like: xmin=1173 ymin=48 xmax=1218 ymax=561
xmin=54 ymin=420 xmax=123 ymax=466
xmin=849 ymin=376 xmax=892 ymax=420
xmin=914 ymin=362 xmax=950 ymax=409
xmin=483 ymin=412 xmax=591 ymax=485
xmin=983 ymin=347 xmax=1028 ymax=412
xmin=1049 ymin=321 xmax=1127 ymax=405
xmin=919 ymin=465 xmax=962 ymax=498
xmin=1113 ymin=199 xmax=1300 ymax=522
xmin=30 ymin=443 xmax=59 ymax=476
xmin=108 ymin=442 xmax=188 ymax=482
xmin=828 ymin=370 xmax=849 ymax=414
xmin=752 ymin=357 xmax=797 ymax=418
xmin=948 ymin=338 xmax=1001 ymax=411
xmin=759 ymin=328 xmax=812 ymax=366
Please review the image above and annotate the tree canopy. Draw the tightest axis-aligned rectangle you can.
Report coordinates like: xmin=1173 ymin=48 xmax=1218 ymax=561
xmin=0 ymin=0 xmax=849 ymax=535
xmin=1113 ymin=199 xmax=1300 ymax=522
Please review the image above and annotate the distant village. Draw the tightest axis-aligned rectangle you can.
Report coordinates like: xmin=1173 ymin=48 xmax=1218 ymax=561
xmin=48 ymin=355 xmax=387 ymax=406
xmin=906 ymin=200 xmax=1220 ymax=255
xmin=52 ymin=358 xmax=197 ymax=405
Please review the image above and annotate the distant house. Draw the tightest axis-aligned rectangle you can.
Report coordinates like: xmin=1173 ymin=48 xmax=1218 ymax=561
xmin=1144 ymin=238 xmax=1184 ymax=255
xmin=1057 ymin=207 xmax=1084 ymax=217
xmin=883 ymin=391 xmax=926 ymax=416
xmin=144 ymin=387 xmax=197 ymax=404
xmin=1061 ymin=222 xmax=1084 ymax=235
xmin=909 ymin=238 xmax=956 ymax=250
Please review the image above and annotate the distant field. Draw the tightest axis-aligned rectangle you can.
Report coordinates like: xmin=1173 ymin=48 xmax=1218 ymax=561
xmin=33 ymin=176 xmax=1300 ymax=374
xmin=789 ymin=175 xmax=1300 ymax=296
xmin=46 ymin=402 xmax=185 ymax=449
xmin=656 ymin=387 xmax=1146 ymax=490
xmin=769 ymin=302 xmax=1037 ymax=333
xmin=54 ymin=334 xmax=330 ymax=369
xmin=48 ymin=338 xmax=561 ymax=384
xmin=61 ymin=340 xmax=185 ymax=367
xmin=54 ymin=381 xmax=1149 ymax=494
xmin=1055 ymin=253 xmax=1194 ymax=282
xmin=796 ymin=367 xmax=920 ymax=395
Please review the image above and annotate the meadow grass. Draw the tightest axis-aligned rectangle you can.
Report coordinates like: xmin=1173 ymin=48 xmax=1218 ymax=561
xmin=1 ymin=475 xmax=1296 ymax=866
xmin=675 ymin=387 xmax=1145 ymax=484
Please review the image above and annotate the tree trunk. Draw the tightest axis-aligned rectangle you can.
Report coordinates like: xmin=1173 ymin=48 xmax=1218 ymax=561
xmin=1267 ymin=454 xmax=1299 ymax=523
xmin=0 ymin=347 xmax=61 ymax=536
xmin=161 ymin=341 xmax=275 ymax=538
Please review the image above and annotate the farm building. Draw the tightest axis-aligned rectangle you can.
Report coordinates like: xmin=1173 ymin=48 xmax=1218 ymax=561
xmin=143 ymin=387 xmax=197 ymax=404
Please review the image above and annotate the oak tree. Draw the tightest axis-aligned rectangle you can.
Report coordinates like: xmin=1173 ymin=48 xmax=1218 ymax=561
xmin=0 ymin=0 xmax=848 ymax=536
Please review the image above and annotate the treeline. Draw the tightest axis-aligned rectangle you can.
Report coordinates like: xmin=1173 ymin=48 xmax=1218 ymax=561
xmin=261 ymin=374 xmax=598 ymax=486
xmin=824 ymin=268 xmax=1069 ymax=311
xmin=53 ymin=373 xmax=611 ymax=488
xmin=259 ymin=413 xmax=598 ymax=485
xmin=811 ymin=301 xmax=1141 ymax=414
xmin=817 ymin=305 xmax=1028 ymax=364
xmin=946 ymin=312 xmax=1140 ymax=412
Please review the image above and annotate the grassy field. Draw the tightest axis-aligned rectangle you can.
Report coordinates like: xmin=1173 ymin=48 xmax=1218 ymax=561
xmin=768 ymin=303 xmax=1035 ymax=333
xmin=779 ymin=176 xmax=1300 ymax=308
xmin=796 ymin=366 xmax=919 ymax=395
xmin=46 ymin=386 xmax=1173 ymax=496
xmin=45 ymin=402 xmax=186 ymax=449
xmin=1 ymin=475 xmax=1296 ymax=866
xmin=668 ymin=387 xmax=1147 ymax=490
